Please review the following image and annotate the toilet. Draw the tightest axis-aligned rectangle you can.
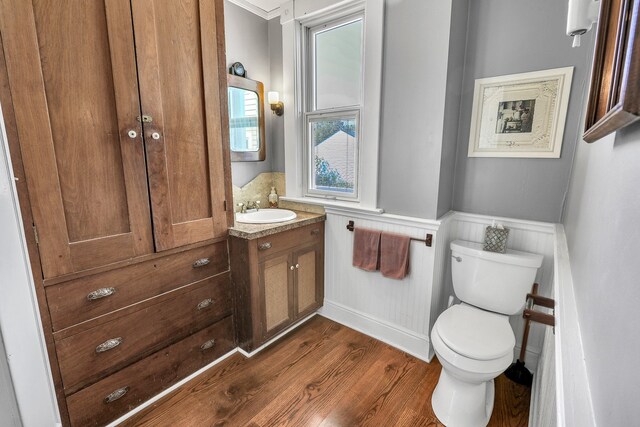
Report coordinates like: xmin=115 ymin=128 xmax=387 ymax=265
xmin=431 ymin=240 xmax=543 ymax=427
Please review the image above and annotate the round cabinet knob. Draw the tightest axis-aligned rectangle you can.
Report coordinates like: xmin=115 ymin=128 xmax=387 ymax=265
xmin=151 ymin=132 xmax=161 ymax=140
xmin=127 ymin=130 xmax=137 ymax=139
xmin=290 ymin=265 xmax=294 ymax=270
xmin=295 ymin=264 xmax=300 ymax=269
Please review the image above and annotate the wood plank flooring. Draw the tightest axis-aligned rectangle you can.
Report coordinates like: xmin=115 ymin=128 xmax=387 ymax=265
xmin=121 ymin=316 xmax=530 ymax=426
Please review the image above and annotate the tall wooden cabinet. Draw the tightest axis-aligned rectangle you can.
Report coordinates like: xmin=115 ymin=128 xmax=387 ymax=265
xmin=0 ymin=0 xmax=234 ymax=425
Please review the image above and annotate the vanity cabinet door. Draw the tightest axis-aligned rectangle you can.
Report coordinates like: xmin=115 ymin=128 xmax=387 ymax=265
xmin=0 ymin=0 xmax=154 ymax=278
xmin=294 ymin=243 xmax=324 ymax=319
xmin=131 ymin=0 xmax=232 ymax=251
xmin=259 ymin=252 xmax=295 ymax=341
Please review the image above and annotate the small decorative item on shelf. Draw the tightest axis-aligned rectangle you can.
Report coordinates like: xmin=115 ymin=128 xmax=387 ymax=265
xmin=484 ymin=221 xmax=509 ymax=253
xmin=268 ymin=187 xmax=279 ymax=208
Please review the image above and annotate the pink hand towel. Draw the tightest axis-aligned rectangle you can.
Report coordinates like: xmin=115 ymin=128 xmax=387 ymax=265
xmin=380 ymin=232 xmax=410 ymax=279
xmin=352 ymin=228 xmax=381 ymax=271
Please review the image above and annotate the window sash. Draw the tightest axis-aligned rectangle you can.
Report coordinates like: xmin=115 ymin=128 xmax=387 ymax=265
xmin=306 ymin=12 xmax=364 ymax=113
xmin=303 ymin=11 xmax=364 ymax=200
xmin=304 ymin=109 xmax=360 ymax=200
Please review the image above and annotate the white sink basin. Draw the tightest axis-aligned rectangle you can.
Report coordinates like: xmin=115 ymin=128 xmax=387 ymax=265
xmin=236 ymin=209 xmax=297 ymax=224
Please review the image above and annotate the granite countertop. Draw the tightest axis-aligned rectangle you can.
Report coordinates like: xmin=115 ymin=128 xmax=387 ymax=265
xmin=228 ymin=210 xmax=326 ymax=240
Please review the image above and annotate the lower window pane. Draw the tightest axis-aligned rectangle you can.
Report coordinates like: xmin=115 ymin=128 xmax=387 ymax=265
xmin=310 ymin=118 xmax=357 ymax=194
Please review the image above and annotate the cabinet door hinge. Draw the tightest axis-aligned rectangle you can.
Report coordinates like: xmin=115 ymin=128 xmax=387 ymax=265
xmin=32 ymin=224 xmax=39 ymax=245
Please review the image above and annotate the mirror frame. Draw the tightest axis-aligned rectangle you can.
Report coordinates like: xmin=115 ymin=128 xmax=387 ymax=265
xmin=227 ymin=74 xmax=266 ymax=161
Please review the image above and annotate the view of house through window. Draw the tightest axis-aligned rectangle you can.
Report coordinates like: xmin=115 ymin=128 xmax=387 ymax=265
xmin=310 ymin=117 xmax=357 ymax=193
xmin=305 ymin=14 xmax=363 ymax=198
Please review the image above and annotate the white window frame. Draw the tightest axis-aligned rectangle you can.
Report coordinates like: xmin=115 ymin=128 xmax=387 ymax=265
xmin=280 ymin=0 xmax=384 ymax=212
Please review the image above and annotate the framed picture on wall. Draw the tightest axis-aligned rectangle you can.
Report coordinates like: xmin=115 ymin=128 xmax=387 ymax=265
xmin=467 ymin=67 xmax=574 ymax=158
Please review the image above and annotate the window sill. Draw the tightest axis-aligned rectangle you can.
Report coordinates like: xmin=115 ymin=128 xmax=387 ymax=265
xmin=280 ymin=196 xmax=384 ymax=215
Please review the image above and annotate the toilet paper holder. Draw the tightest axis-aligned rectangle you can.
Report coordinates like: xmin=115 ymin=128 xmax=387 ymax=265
xmin=523 ymin=283 xmax=555 ymax=327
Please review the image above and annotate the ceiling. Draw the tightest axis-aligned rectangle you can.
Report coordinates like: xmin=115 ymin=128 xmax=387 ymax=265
xmin=243 ymin=0 xmax=281 ymax=12
xmin=228 ymin=0 xmax=282 ymax=19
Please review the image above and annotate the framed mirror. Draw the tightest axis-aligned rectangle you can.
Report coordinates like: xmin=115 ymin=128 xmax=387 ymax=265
xmin=227 ymin=74 xmax=266 ymax=161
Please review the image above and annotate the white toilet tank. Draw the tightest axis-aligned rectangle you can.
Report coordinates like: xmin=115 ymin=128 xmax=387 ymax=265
xmin=451 ymin=240 xmax=543 ymax=315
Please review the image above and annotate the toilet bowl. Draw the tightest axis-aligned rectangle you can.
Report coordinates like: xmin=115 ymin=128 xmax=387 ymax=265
xmin=431 ymin=304 xmax=514 ymax=426
xmin=431 ymin=240 xmax=543 ymax=426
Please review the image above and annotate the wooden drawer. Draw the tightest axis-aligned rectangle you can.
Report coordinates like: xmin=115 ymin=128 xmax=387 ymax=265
xmin=66 ymin=315 xmax=234 ymax=427
xmin=55 ymin=274 xmax=231 ymax=394
xmin=256 ymin=222 xmax=323 ymax=259
xmin=46 ymin=241 xmax=229 ymax=331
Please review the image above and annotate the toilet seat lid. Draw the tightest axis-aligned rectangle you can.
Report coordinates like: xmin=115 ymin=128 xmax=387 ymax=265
xmin=435 ymin=304 xmax=515 ymax=361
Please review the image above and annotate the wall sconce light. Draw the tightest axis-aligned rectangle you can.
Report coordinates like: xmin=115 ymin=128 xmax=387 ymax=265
xmin=268 ymin=91 xmax=284 ymax=116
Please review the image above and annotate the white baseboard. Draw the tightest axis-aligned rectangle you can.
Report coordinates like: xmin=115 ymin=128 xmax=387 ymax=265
xmin=106 ymin=348 xmax=239 ymax=427
xmin=319 ymin=300 xmax=432 ymax=362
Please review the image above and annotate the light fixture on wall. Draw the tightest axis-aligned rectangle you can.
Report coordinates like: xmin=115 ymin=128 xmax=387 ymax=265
xmin=566 ymin=0 xmax=600 ymax=47
xmin=268 ymin=91 xmax=284 ymax=116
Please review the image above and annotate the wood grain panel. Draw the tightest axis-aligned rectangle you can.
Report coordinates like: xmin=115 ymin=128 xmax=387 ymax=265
xmin=67 ymin=315 xmax=235 ymax=427
xmin=132 ymin=0 xmax=229 ymax=251
xmin=0 ymin=0 xmax=153 ymax=278
xmin=256 ymin=222 xmax=323 ymax=259
xmin=55 ymin=276 xmax=232 ymax=394
xmin=121 ymin=317 xmax=531 ymax=427
xmin=47 ymin=241 xmax=229 ymax=331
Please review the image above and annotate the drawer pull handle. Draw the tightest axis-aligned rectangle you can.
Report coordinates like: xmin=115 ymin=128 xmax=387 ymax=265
xmin=87 ymin=287 xmax=116 ymax=301
xmin=200 ymin=339 xmax=216 ymax=351
xmin=197 ymin=298 xmax=213 ymax=310
xmin=311 ymin=229 xmax=320 ymax=236
xmin=192 ymin=258 xmax=210 ymax=268
xmin=258 ymin=242 xmax=272 ymax=251
xmin=95 ymin=337 xmax=123 ymax=354
xmin=103 ymin=386 xmax=129 ymax=404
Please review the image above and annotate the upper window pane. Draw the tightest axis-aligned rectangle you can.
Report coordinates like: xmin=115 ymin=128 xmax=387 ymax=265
xmin=314 ymin=18 xmax=363 ymax=110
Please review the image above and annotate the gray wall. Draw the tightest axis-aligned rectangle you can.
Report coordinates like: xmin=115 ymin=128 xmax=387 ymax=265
xmin=563 ymin=122 xmax=640 ymax=424
xmin=378 ymin=0 xmax=457 ymax=219
xmin=224 ymin=1 xmax=273 ymax=186
xmin=452 ymin=0 xmax=594 ymax=223
xmin=0 ymin=330 xmax=21 ymax=426
xmin=268 ymin=17 xmax=285 ymax=173
xmin=437 ymin=0 xmax=468 ymax=218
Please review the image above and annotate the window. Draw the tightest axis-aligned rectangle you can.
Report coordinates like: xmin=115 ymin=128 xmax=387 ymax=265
xmin=304 ymin=14 xmax=364 ymax=199
xmin=281 ymin=0 xmax=383 ymax=210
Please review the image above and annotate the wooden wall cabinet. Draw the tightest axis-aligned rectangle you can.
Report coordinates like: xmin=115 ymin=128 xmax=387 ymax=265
xmin=231 ymin=223 xmax=325 ymax=352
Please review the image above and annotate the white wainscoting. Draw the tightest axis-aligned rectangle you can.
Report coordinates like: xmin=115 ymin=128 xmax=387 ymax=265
xmin=320 ymin=207 xmax=441 ymax=362
xmin=443 ymin=212 xmax=556 ymax=371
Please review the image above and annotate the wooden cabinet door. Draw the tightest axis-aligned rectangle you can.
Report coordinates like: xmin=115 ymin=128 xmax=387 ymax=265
xmin=131 ymin=0 xmax=232 ymax=251
xmin=294 ymin=243 xmax=324 ymax=319
xmin=259 ymin=253 xmax=294 ymax=340
xmin=0 ymin=0 xmax=154 ymax=278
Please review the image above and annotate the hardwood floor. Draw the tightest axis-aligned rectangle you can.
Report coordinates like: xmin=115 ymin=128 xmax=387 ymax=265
xmin=122 ymin=316 xmax=530 ymax=426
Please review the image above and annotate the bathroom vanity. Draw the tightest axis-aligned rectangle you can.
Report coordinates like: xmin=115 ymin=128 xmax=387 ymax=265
xmin=230 ymin=212 xmax=325 ymax=352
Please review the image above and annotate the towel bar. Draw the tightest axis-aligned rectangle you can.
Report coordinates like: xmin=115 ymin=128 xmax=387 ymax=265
xmin=346 ymin=220 xmax=433 ymax=247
